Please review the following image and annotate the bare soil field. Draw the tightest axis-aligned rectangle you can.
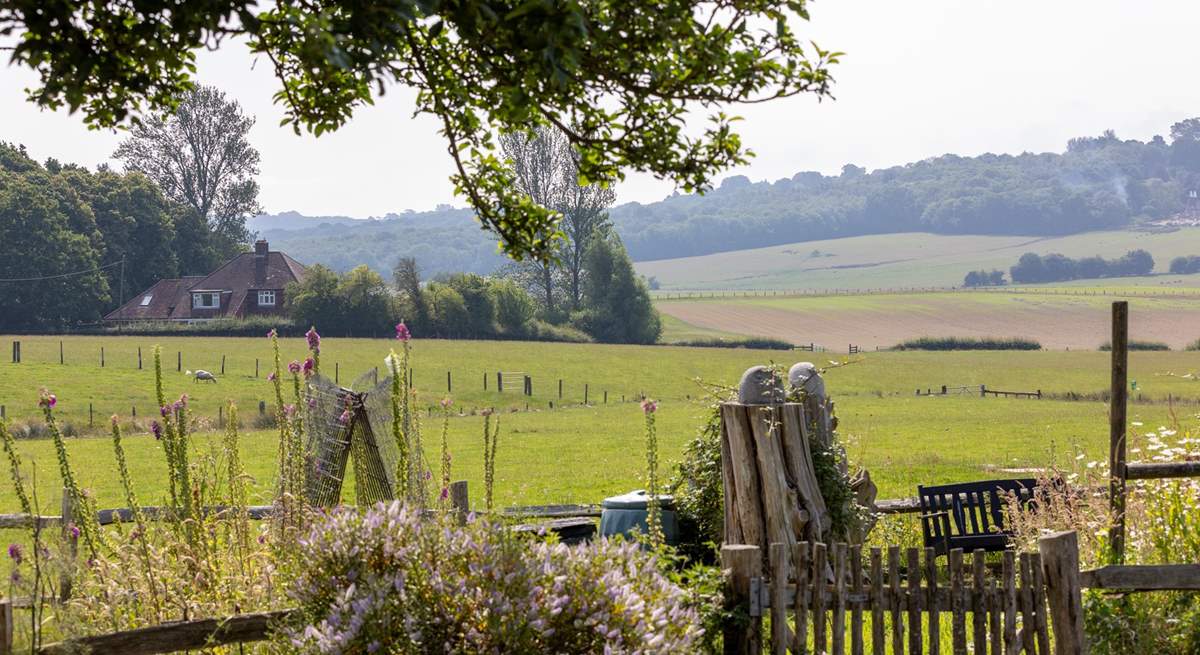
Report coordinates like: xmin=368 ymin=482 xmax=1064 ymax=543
xmin=657 ymin=290 xmax=1200 ymax=350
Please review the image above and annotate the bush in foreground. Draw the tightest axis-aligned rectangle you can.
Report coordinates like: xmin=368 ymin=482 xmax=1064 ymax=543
xmin=1099 ymin=340 xmax=1170 ymax=351
xmin=283 ymin=502 xmax=703 ymax=653
xmin=893 ymin=337 xmax=1042 ymax=351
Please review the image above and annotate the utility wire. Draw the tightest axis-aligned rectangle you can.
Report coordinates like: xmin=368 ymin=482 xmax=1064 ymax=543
xmin=0 ymin=259 xmax=124 ymax=282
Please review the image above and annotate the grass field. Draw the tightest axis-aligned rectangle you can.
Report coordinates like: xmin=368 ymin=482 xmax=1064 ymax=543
xmin=0 ymin=335 xmax=1195 ymax=518
xmin=636 ymin=228 xmax=1200 ymax=291
xmin=657 ymin=288 xmax=1200 ymax=350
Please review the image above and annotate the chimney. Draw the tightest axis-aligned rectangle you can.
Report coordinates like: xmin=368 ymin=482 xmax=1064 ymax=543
xmin=254 ymin=240 xmax=268 ymax=285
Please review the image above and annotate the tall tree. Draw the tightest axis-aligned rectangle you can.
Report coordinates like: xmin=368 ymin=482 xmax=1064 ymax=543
xmin=392 ymin=256 xmax=429 ymax=331
xmin=576 ymin=232 xmax=661 ymax=344
xmin=113 ymin=85 xmax=261 ymax=259
xmin=3 ymin=1 xmax=838 ymax=260
xmin=560 ymin=154 xmax=616 ymax=311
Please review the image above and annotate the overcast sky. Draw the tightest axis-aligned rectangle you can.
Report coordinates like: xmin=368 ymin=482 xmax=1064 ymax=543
xmin=2 ymin=0 xmax=1199 ymax=217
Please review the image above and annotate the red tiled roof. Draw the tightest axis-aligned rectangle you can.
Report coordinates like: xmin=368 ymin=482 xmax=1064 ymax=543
xmin=103 ymin=277 xmax=202 ymax=321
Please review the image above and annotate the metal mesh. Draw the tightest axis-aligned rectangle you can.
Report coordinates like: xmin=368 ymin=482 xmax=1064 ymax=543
xmin=302 ymin=371 xmax=399 ymax=507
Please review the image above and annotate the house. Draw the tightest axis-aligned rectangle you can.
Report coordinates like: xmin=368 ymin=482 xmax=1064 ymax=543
xmin=105 ymin=240 xmax=307 ymax=322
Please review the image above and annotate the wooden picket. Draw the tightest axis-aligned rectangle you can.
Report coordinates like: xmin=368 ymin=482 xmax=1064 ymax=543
xmin=730 ymin=541 xmax=1052 ymax=655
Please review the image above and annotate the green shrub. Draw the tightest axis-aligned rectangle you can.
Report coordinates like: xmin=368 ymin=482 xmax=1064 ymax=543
xmin=1099 ymin=340 xmax=1170 ymax=351
xmin=521 ymin=319 xmax=592 ymax=343
xmin=893 ymin=336 xmax=1042 ymax=351
xmin=671 ymin=337 xmax=794 ymax=350
xmin=103 ymin=316 xmax=296 ymax=337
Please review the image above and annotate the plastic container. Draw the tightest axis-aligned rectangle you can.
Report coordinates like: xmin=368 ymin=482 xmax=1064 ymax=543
xmin=599 ymin=490 xmax=680 ymax=544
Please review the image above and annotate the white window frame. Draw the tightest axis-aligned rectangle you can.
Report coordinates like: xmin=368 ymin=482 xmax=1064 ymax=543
xmin=192 ymin=292 xmax=220 ymax=309
xmin=258 ymin=290 xmax=276 ymax=307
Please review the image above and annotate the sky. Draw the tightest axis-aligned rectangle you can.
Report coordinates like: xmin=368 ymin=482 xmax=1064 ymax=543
xmin=2 ymin=0 xmax=1199 ymax=217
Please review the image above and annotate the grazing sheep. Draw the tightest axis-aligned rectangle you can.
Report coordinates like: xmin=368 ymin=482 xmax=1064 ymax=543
xmin=189 ymin=370 xmax=217 ymax=383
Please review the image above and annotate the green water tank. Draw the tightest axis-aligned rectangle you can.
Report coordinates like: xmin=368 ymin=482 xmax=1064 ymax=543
xmin=599 ymin=490 xmax=680 ymax=545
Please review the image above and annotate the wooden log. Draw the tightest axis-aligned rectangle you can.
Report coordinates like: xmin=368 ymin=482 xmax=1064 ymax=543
xmin=720 ymin=404 xmax=766 ymax=554
xmin=748 ymin=406 xmax=799 ymax=560
xmin=770 ymin=543 xmax=791 ymax=655
xmin=38 ymin=609 xmax=293 ymax=655
xmin=851 ymin=546 xmax=864 ymax=655
xmin=719 ymin=423 xmax=744 ymax=545
xmin=1002 ymin=551 xmax=1017 ymax=655
xmin=832 ymin=544 xmax=846 ymax=655
xmin=951 ymin=549 xmax=966 ymax=655
xmin=1079 ymin=563 xmax=1200 ymax=590
xmin=908 ymin=548 xmax=922 ymax=655
xmin=1039 ymin=531 xmax=1088 ymax=654
xmin=794 ymin=542 xmax=810 ymax=655
xmin=870 ymin=548 xmax=884 ymax=655
xmin=972 ymin=550 xmax=987 ymax=655
xmin=1109 ymin=301 xmax=1128 ymax=563
xmin=889 ymin=546 xmax=903 ymax=655
xmin=813 ymin=543 xmax=828 ymax=654
xmin=874 ymin=497 xmax=921 ymax=514
xmin=1030 ymin=552 xmax=1052 ymax=655
xmin=722 ymin=544 xmax=761 ymax=655
xmin=1124 ymin=461 xmax=1200 ymax=480
xmin=780 ymin=404 xmax=829 ymax=540
xmin=927 ymin=546 xmax=940 ymax=655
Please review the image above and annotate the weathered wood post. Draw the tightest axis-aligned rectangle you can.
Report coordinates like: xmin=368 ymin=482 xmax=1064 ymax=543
xmin=59 ymin=340 xmax=64 ymax=365
xmin=450 ymin=480 xmax=469 ymax=526
xmin=447 ymin=370 xmax=452 ymax=393
xmin=0 ymin=598 xmax=12 ymax=655
xmin=1109 ymin=301 xmax=1128 ymax=562
xmin=138 ymin=347 xmax=142 ymax=370
xmin=100 ymin=346 xmax=105 ymax=367
xmin=497 ymin=372 xmax=503 ymax=393
xmin=1039 ymin=531 xmax=1088 ymax=655
xmin=221 ymin=355 xmax=226 ymax=375
xmin=483 ymin=372 xmax=488 ymax=391
xmin=10 ymin=341 xmax=19 ymax=364
xmin=177 ymin=351 xmax=181 ymax=372
xmin=980 ymin=384 xmax=987 ymax=397
xmin=558 ymin=379 xmax=563 ymax=399
xmin=584 ymin=384 xmax=589 ymax=404
xmin=721 ymin=544 xmax=761 ymax=655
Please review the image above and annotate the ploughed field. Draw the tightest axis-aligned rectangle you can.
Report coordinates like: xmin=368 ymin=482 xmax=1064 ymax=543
xmin=657 ymin=288 xmax=1200 ymax=350
xmin=0 ymin=335 xmax=1194 ymax=514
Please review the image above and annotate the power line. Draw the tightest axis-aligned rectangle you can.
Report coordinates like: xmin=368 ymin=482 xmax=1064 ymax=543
xmin=0 ymin=259 xmax=125 ymax=282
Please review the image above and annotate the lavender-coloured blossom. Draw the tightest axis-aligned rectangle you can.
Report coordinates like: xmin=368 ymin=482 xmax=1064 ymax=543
xmin=288 ymin=360 xmax=302 ymax=375
xmin=641 ymin=398 xmax=658 ymax=414
xmin=267 ymin=328 xmax=277 ymax=338
xmin=68 ymin=523 xmax=80 ymax=539
xmin=306 ymin=326 xmax=321 ymax=351
xmin=338 ymin=409 xmax=351 ymax=424
xmin=38 ymin=389 xmax=56 ymax=409
xmin=302 ymin=357 xmax=315 ymax=377
xmin=7 ymin=543 xmax=21 ymax=564
xmin=268 ymin=372 xmax=277 ymax=382
xmin=394 ymin=321 xmax=411 ymax=342
xmin=150 ymin=420 xmax=163 ymax=440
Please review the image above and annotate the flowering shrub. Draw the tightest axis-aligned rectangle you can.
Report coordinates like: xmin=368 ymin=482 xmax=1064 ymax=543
xmin=283 ymin=502 xmax=704 ymax=654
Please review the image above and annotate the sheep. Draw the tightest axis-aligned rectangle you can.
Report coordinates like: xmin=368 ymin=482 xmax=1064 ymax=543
xmin=188 ymin=369 xmax=217 ymax=384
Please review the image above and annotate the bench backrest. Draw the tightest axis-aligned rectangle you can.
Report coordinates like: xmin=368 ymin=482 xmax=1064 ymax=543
xmin=917 ymin=478 xmax=1039 ymax=555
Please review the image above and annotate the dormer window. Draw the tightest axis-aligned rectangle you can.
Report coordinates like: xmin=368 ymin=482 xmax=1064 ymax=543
xmin=140 ymin=295 xmax=153 ymax=306
xmin=192 ymin=292 xmax=220 ymax=309
xmin=258 ymin=290 xmax=276 ymax=307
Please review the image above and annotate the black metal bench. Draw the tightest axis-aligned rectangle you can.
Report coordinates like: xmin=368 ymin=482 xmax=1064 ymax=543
xmin=917 ymin=478 xmax=1040 ymax=557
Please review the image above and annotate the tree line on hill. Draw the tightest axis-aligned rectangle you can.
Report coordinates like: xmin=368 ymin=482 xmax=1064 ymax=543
xmin=611 ymin=121 xmax=1200 ymax=261
xmin=1007 ymin=250 xmax=1154 ymax=283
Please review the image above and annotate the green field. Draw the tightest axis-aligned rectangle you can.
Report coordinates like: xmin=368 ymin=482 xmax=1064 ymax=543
xmin=0 ymin=335 xmax=1193 ymax=517
xmin=637 ymin=228 xmax=1200 ymax=291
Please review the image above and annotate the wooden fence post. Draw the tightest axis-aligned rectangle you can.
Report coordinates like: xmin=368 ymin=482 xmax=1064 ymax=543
xmin=450 ymin=480 xmax=469 ymax=526
xmin=221 ymin=355 xmax=226 ymax=375
xmin=101 ymin=346 xmax=105 ymax=367
xmin=584 ymin=384 xmax=589 ymax=405
xmin=980 ymin=384 xmax=987 ymax=397
xmin=558 ymin=379 xmax=563 ymax=399
xmin=60 ymin=488 xmax=77 ymax=600
xmin=138 ymin=347 xmax=142 ymax=370
xmin=89 ymin=403 xmax=93 ymax=428
xmin=447 ymin=371 xmax=452 ymax=393
xmin=177 ymin=351 xmax=181 ymax=372
xmin=483 ymin=372 xmax=487 ymax=391
xmin=59 ymin=340 xmax=64 ymax=365
xmin=721 ymin=544 xmax=760 ymax=655
xmin=497 ymin=372 xmax=503 ymax=393
xmin=0 ymin=598 xmax=11 ymax=655
xmin=1039 ymin=531 xmax=1088 ymax=655
xmin=1109 ymin=301 xmax=1128 ymax=563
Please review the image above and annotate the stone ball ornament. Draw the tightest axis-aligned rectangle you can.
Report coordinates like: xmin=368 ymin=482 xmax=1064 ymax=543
xmin=737 ymin=365 xmax=786 ymax=405
xmin=788 ymin=361 xmax=826 ymax=399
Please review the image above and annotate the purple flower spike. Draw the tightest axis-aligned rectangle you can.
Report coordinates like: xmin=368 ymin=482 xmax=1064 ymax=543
xmin=8 ymin=543 xmax=22 ymax=564
xmin=395 ymin=321 xmax=411 ymax=342
xmin=641 ymin=398 xmax=658 ymax=414
xmin=68 ymin=523 xmax=80 ymax=539
xmin=302 ymin=357 xmax=315 ymax=377
xmin=440 ymin=487 xmax=449 ymax=501
xmin=267 ymin=372 xmax=277 ymax=382
xmin=150 ymin=420 xmax=163 ymax=440
xmin=305 ymin=327 xmax=321 ymax=351
xmin=267 ymin=328 xmax=277 ymax=338
xmin=338 ymin=409 xmax=351 ymax=424
xmin=288 ymin=360 xmax=302 ymax=375
xmin=38 ymin=389 xmax=56 ymax=409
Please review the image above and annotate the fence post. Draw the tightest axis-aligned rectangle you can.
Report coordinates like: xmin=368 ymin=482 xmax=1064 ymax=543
xmin=483 ymin=372 xmax=488 ymax=391
xmin=89 ymin=403 xmax=93 ymax=428
xmin=100 ymin=346 xmax=105 ymax=367
xmin=334 ymin=362 xmax=339 ymax=384
xmin=584 ymin=384 xmax=589 ymax=405
xmin=0 ymin=598 xmax=11 ymax=655
xmin=980 ymin=384 xmax=987 ymax=397
xmin=11 ymin=341 xmax=18 ymax=364
xmin=221 ymin=355 xmax=226 ymax=375
xmin=177 ymin=351 xmax=181 ymax=372
xmin=60 ymin=488 xmax=77 ymax=600
xmin=138 ymin=347 xmax=142 ymax=370
xmin=558 ymin=379 xmax=563 ymax=399
xmin=447 ymin=370 xmax=452 ymax=393
xmin=497 ymin=372 xmax=503 ymax=393
xmin=1109 ymin=301 xmax=1128 ymax=563
xmin=1038 ymin=531 xmax=1088 ymax=655
xmin=450 ymin=480 xmax=469 ymax=526
xmin=59 ymin=340 xmax=64 ymax=365
xmin=721 ymin=544 xmax=761 ymax=655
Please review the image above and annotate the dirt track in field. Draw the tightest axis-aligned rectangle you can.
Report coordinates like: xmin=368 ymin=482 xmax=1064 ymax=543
xmin=657 ymin=294 xmax=1200 ymax=350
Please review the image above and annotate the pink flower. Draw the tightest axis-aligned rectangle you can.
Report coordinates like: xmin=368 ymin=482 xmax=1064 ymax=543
xmin=338 ymin=409 xmax=351 ymax=424
xmin=38 ymin=389 xmax=56 ymax=409
xmin=266 ymin=328 xmax=277 ymax=338
xmin=305 ymin=327 xmax=321 ymax=352
xmin=302 ymin=357 xmax=315 ymax=377
xmin=308 ymin=397 xmax=317 ymax=409
xmin=641 ymin=398 xmax=658 ymax=414
xmin=8 ymin=543 xmax=22 ymax=564
xmin=160 ymin=405 xmax=170 ymax=417
xmin=288 ymin=360 xmax=301 ymax=375
xmin=267 ymin=372 xmax=277 ymax=382
xmin=440 ymin=397 xmax=453 ymax=409
xmin=440 ymin=487 xmax=449 ymax=501
xmin=481 ymin=408 xmax=494 ymax=417
xmin=150 ymin=420 xmax=163 ymax=440
xmin=284 ymin=404 xmax=296 ymax=417
xmin=109 ymin=415 xmax=119 ymax=428
xmin=68 ymin=523 xmax=80 ymax=539
xmin=395 ymin=321 xmax=411 ymax=342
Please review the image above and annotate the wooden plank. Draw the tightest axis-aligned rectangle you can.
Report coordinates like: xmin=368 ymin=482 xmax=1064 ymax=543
xmin=1039 ymin=531 xmax=1088 ymax=655
xmin=722 ymin=544 xmax=762 ymax=655
xmin=874 ymin=497 xmax=921 ymax=515
xmin=988 ymin=576 xmax=1001 ymax=655
xmin=781 ymin=404 xmax=829 ymax=539
xmin=950 ymin=549 xmax=966 ymax=655
xmin=749 ymin=406 xmax=800 ymax=559
xmin=771 ymin=543 xmax=791 ymax=655
xmin=721 ymin=405 xmax=766 ymax=553
xmin=1019 ymin=554 xmax=1036 ymax=654
xmin=971 ymin=550 xmax=987 ymax=655
xmin=832 ymin=544 xmax=846 ymax=655
xmin=720 ymin=420 xmax=744 ymax=545
xmin=1080 ymin=563 xmax=1200 ymax=590
xmin=794 ymin=542 xmax=810 ymax=655
xmin=1109 ymin=301 xmax=1128 ymax=563
xmin=1030 ymin=553 xmax=1051 ymax=655
xmin=926 ymin=547 xmax=940 ymax=655
xmin=1002 ymin=551 xmax=1017 ymax=655
xmin=38 ymin=610 xmax=292 ymax=655
xmin=870 ymin=548 xmax=884 ymax=655
xmin=889 ymin=547 xmax=903 ymax=655
xmin=908 ymin=548 xmax=921 ymax=655
xmin=813 ymin=543 xmax=828 ymax=654
xmin=1124 ymin=461 xmax=1200 ymax=480
xmin=0 ymin=600 xmax=12 ymax=655
xmin=851 ymin=546 xmax=864 ymax=655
